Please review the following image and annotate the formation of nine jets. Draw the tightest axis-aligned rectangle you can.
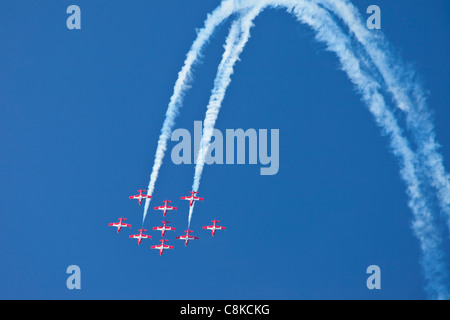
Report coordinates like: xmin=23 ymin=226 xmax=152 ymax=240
xmin=108 ymin=190 xmax=226 ymax=256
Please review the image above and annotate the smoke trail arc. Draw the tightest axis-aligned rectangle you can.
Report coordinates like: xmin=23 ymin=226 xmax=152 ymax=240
xmin=316 ymin=0 xmax=450 ymax=234
xmin=188 ymin=5 xmax=266 ymax=228
xmin=141 ymin=0 xmax=449 ymax=299
xmin=140 ymin=0 xmax=239 ymax=226
xmin=184 ymin=0 xmax=449 ymax=299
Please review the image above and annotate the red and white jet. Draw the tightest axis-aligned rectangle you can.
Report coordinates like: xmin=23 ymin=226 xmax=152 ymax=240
xmin=202 ymin=220 xmax=226 ymax=236
xmin=108 ymin=217 xmax=131 ymax=233
xmin=180 ymin=191 xmax=204 ymax=207
xmin=176 ymin=230 xmax=199 ymax=247
xmin=129 ymin=189 xmax=152 ymax=205
xmin=129 ymin=228 xmax=152 ymax=245
xmin=154 ymin=200 xmax=177 ymax=217
xmin=152 ymin=221 xmax=176 ymax=238
xmin=151 ymin=239 xmax=174 ymax=256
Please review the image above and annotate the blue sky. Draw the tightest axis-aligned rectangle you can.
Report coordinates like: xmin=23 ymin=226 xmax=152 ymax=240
xmin=0 ymin=1 xmax=449 ymax=299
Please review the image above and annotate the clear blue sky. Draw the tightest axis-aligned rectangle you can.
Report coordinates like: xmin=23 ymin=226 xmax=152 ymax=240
xmin=0 ymin=1 xmax=449 ymax=299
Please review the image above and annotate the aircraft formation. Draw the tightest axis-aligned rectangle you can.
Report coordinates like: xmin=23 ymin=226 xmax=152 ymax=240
xmin=108 ymin=190 xmax=226 ymax=256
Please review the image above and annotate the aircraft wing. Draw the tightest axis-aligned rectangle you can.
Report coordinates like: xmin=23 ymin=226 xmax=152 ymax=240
xmin=154 ymin=205 xmax=176 ymax=210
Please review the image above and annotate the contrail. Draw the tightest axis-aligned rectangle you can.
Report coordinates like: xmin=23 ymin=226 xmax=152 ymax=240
xmin=187 ymin=15 xmax=244 ymax=228
xmin=140 ymin=0 xmax=448 ymax=298
xmin=281 ymin=0 xmax=449 ymax=299
xmin=141 ymin=0 xmax=239 ymax=225
xmin=183 ymin=0 xmax=448 ymax=298
xmin=188 ymin=3 xmax=268 ymax=228
xmin=316 ymin=0 xmax=450 ymax=235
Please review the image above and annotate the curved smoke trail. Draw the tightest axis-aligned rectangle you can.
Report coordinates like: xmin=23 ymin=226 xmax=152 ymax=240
xmin=185 ymin=0 xmax=449 ymax=298
xmin=142 ymin=0 xmax=449 ymax=298
xmin=283 ymin=0 xmax=449 ymax=299
xmin=316 ymin=0 xmax=450 ymax=235
xmin=188 ymin=4 xmax=268 ymax=227
xmin=141 ymin=0 xmax=239 ymax=225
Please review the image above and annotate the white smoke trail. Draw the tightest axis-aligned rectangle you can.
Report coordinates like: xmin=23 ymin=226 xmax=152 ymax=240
xmin=187 ymin=20 xmax=243 ymax=229
xmin=280 ymin=0 xmax=448 ymax=299
xmin=185 ymin=0 xmax=449 ymax=298
xmin=187 ymin=3 xmax=269 ymax=227
xmin=138 ymin=0 xmax=448 ymax=298
xmin=141 ymin=0 xmax=239 ymax=225
xmin=316 ymin=0 xmax=450 ymax=235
